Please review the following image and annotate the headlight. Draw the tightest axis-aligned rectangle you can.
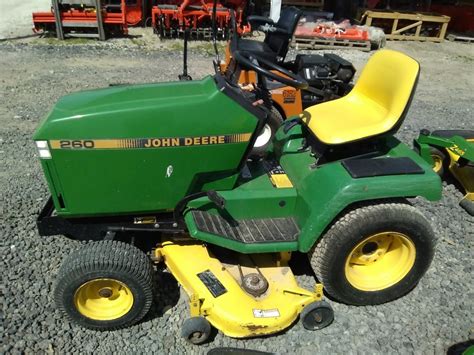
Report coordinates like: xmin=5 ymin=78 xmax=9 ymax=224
xmin=35 ymin=140 xmax=52 ymax=159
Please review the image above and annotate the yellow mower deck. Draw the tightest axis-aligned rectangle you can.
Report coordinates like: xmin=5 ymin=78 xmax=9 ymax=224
xmin=155 ymin=239 xmax=323 ymax=338
xmin=447 ymin=141 xmax=474 ymax=203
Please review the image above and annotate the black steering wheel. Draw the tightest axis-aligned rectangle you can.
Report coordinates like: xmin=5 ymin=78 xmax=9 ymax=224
xmin=233 ymin=50 xmax=308 ymax=90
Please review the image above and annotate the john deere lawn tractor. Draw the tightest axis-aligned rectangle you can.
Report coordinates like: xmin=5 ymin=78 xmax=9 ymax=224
xmin=33 ymin=47 xmax=442 ymax=343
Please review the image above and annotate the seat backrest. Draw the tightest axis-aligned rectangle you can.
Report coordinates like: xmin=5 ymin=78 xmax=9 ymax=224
xmin=352 ymin=49 xmax=420 ymax=134
xmin=265 ymin=7 xmax=302 ymax=60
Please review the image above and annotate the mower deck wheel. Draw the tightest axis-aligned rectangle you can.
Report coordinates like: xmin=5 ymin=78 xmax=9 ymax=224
xmin=428 ymin=146 xmax=448 ymax=177
xmin=459 ymin=198 xmax=474 ymax=216
xmin=181 ymin=316 xmax=212 ymax=344
xmin=54 ymin=241 xmax=154 ymax=330
xmin=309 ymin=201 xmax=436 ymax=305
xmin=300 ymin=301 xmax=334 ymax=331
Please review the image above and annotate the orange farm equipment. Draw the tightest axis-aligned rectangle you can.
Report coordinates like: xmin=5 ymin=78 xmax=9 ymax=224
xmin=33 ymin=0 xmax=249 ymax=40
xmin=33 ymin=0 xmax=146 ymax=38
xmin=152 ymin=0 xmax=249 ymax=39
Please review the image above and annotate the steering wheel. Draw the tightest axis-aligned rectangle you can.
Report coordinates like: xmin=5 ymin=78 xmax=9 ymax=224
xmin=233 ymin=50 xmax=308 ymax=90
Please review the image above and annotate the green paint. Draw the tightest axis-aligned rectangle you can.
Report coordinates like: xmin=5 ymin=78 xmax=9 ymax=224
xmin=276 ymin=125 xmax=441 ymax=252
xmin=415 ymin=132 xmax=474 ymax=165
xmin=34 ymin=73 xmax=442 ymax=254
xmin=34 ymin=76 xmax=257 ymax=216
xmin=183 ymin=125 xmax=441 ymax=253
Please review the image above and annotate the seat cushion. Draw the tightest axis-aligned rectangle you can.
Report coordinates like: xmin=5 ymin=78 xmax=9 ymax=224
xmin=238 ymin=39 xmax=278 ymax=62
xmin=302 ymin=50 xmax=419 ymax=145
xmin=302 ymin=94 xmax=391 ymax=145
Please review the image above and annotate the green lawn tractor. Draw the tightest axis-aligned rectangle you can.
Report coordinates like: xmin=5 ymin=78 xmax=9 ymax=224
xmin=33 ymin=47 xmax=442 ymax=343
xmin=415 ymin=130 xmax=474 ymax=215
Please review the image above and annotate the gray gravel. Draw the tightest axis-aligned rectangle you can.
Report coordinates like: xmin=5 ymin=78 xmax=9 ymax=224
xmin=1 ymin=38 xmax=473 ymax=354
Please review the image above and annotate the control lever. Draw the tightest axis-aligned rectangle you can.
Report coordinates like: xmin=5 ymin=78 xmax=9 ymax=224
xmin=207 ymin=190 xmax=226 ymax=210
xmin=179 ymin=26 xmax=192 ymax=81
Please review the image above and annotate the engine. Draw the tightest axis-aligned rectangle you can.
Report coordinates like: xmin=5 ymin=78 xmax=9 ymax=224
xmin=294 ymin=53 xmax=356 ymax=108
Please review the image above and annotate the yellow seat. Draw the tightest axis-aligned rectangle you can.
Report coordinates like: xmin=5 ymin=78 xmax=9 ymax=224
xmin=302 ymin=49 xmax=420 ymax=145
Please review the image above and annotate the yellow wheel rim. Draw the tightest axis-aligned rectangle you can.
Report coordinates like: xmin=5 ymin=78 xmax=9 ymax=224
xmin=431 ymin=154 xmax=443 ymax=173
xmin=74 ymin=278 xmax=134 ymax=320
xmin=345 ymin=232 xmax=416 ymax=291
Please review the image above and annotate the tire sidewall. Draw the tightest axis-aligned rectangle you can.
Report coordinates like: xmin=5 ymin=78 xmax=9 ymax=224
xmin=58 ymin=269 xmax=149 ymax=329
xmin=324 ymin=209 xmax=435 ymax=305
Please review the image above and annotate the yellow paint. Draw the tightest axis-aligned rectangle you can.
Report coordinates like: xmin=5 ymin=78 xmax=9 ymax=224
xmin=431 ymin=153 xmax=444 ymax=173
xmin=74 ymin=278 xmax=134 ymax=320
xmin=156 ymin=239 xmax=322 ymax=338
xmin=302 ymin=50 xmax=419 ymax=145
xmin=269 ymin=174 xmax=294 ymax=188
xmin=447 ymin=139 xmax=474 ymax=196
xmin=344 ymin=232 xmax=416 ymax=291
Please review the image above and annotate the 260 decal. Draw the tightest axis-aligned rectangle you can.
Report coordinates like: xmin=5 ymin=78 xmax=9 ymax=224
xmin=59 ymin=140 xmax=95 ymax=149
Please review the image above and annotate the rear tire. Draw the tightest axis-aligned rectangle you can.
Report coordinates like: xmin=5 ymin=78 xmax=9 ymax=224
xmin=54 ymin=241 xmax=154 ymax=330
xmin=249 ymin=106 xmax=283 ymax=160
xmin=309 ymin=201 xmax=436 ymax=305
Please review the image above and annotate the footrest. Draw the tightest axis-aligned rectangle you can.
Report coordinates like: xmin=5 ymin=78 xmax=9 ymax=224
xmin=191 ymin=210 xmax=299 ymax=244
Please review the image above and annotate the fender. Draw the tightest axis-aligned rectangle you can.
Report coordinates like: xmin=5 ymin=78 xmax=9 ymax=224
xmin=276 ymin=125 xmax=442 ymax=252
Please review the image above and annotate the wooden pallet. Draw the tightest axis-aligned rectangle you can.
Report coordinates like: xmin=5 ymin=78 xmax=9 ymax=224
xmin=361 ymin=10 xmax=450 ymax=42
xmin=292 ymin=36 xmax=371 ymax=51
xmin=447 ymin=34 xmax=474 ymax=43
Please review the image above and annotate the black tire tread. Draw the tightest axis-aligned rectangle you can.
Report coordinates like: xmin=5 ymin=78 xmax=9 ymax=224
xmin=309 ymin=200 xmax=435 ymax=305
xmin=459 ymin=198 xmax=474 ymax=216
xmin=182 ymin=316 xmax=211 ymax=344
xmin=54 ymin=241 xmax=154 ymax=330
xmin=300 ymin=300 xmax=334 ymax=330
xmin=428 ymin=145 xmax=448 ymax=177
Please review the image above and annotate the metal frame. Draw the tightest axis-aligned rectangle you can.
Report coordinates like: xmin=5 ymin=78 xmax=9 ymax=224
xmin=35 ymin=0 xmax=133 ymax=39
xmin=37 ymin=197 xmax=184 ymax=240
xmin=95 ymin=0 xmax=106 ymax=41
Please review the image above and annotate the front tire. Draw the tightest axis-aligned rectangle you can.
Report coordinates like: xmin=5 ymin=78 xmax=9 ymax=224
xmin=309 ymin=201 xmax=436 ymax=305
xmin=54 ymin=241 xmax=154 ymax=330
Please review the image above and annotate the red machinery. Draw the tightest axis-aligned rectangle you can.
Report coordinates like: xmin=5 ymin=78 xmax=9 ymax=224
xmin=33 ymin=0 xmax=144 ymax=38
xmin=33 ymin=0 xmax=248 ymax=39
xmin=152 ymin=0 xmax=249 ymax=38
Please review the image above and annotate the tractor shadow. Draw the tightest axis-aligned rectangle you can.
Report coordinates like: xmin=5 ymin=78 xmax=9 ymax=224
xmin=288 ymin=251 xmax=316 ymax=277
xmin=123 ymin=233 xmax=182 ymax=323
xmin=289 ymin=251 xmax=339 ymax=303
xmin=145 ymin=269 xmax=181 ymax=323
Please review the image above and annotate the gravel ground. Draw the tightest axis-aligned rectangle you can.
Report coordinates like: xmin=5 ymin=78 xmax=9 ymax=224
xmin=1 ymin=38 xmax=473 ymax=354
xmin=0 ymin=0 xmax=50 ymax=40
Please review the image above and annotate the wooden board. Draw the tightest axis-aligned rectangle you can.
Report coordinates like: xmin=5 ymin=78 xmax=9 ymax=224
xmin=292 ymin=36 xmax=371 ymax=51
xmin=361 ymin=10 xmax=450 ymax=42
